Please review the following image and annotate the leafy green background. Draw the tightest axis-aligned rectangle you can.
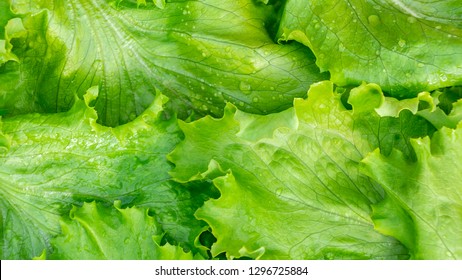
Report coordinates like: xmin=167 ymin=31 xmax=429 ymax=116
xmin=1 ymin=0 xmax=461 ymax=260
xmin=1 ymin=0 xmax=327 ymax=126
xmin=277 ymin=0 xmax=462 ymax=97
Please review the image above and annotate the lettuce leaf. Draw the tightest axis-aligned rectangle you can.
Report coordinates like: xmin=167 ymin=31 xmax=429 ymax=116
xmin=0 ymin=0 xmax=326 ymax=126
xmin=361 ymin=124 xmax=462 ymax=259
xmin=49 ymin=201 xmax=194 ymax=260
xmin=277 ymin=0 xmax=462 ymax=97
xmin=1 ymin=0 xmax=461 ymax=261
xmin=0 ymin=89 xmax=207 ymax=259
xmin=169 ymin=81 xmax=437 ymax=259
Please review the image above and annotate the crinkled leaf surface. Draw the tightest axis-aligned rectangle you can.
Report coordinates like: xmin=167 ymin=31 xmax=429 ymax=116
xmin=0 ymin=90 xmax=207 ymax=259
xmin=361 ymin=124 xmax=462 ymax=259
xmin=0 ymin=0 xmax=326 ymax=126
xmin=379 ymin=0 xmax=462 ymax=28
xmin=49 ymin=201 xmax=193 ymax=260
xmin=169 ymin=81 xmax=437 ymax=259
xmin=277 ymin=0 xmax=462 ymax=97
xmin=0 ymin=1 xmax=13 ymax=40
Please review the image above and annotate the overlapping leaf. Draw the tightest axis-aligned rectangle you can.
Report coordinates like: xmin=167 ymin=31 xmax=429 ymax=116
xmin=0 ymin=90 xmax=207 ymax=259
xmin=49 ymin=201 xmax=194 ymax=260
xmin=0 ymin=0 xmax=326 ymax=126
xmin=277 ymin=0 xmax=462 ymax=97
xmin=1 ymin=0 xmax=462 ymax=261
xmin=361 ymin=123 xmax=462 ymax=259
xmin=169 ymin=81 xmax=436 ymax=259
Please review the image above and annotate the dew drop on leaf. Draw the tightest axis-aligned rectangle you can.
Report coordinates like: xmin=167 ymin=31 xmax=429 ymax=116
xmin=367 ymin=15 xmax=381 ymax=27
xmin=239 ymin=81 xmax=252 ymax=93
xmin=407 ymin=17 xmax=417 ymax=24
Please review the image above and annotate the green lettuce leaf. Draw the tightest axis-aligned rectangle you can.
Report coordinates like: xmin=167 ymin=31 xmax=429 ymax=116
xmin=277 ymin=0 xmax=462 ymax=97
xmin=379 ymin=0 xmax=462 ymax=28
xmin=373 ymin=86 xmax=462 ymax=130
xmin=0 ymin=89 xmax=207 ymax=259
xmin=1 ymin=0 xmax=326 ymax=126
xmin=49 ymin=201 xmax=194 ymax=260
xmin=0 ymin=1 xmax=13 ymax=40
xmin=361 ymin=124 xmax=462 ymax=259
xmin=169 ymin=81 xmax=437 ymax=259
xmin=437 ymin=86 xmax=462 ymax=114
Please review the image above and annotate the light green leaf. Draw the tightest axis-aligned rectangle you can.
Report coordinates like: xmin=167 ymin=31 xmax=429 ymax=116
xmin=169 ymin=81 xmax=437 ymax=259
xmin=1 ymin=0 xmax=326 ymax=126
xmin=381 ymin=0 xmax=462 ymax=28
xmin=361 ymin=125 xmax=462 ymax=259
xmin=416 ymin=88 xmax=462 ymax=129
xmin=152 ymin=0 xmax=166 ymax=9
xmin=49 ymin=201 xmax=193 ymax=260
xmin=0 ymin=90 xmax=207 ymax=259
xmin=277 ymin=0 xmax=462 ymax=98
xmin=0 ymin=1 xmax=14 ymax=40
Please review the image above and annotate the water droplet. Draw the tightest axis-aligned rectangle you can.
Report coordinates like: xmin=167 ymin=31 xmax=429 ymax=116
xmin=239 ymin=81 xmax=252 ymax=93
xmin=252 ymin=97 xmax=259 ymax=103
xmin=338 ymin=43 xmax=345 ymax=52
xmin=398 ymin=39 xmax=406 ymax=48
xmin=127 ymin=49 xmax=134 ymax=57
xmin=368 ymin=15 xmax=380 ymax=27
xmin=435 ymin=25 xmax=442 ymax=30
xmin=238 ymin=101 xmax=244 ymax=107
xmin=275 ymin=187 xmax=284 ymax=196
xmin=417 ymin=63 xmax=424 ymax=68
xmin=375 ymin=50 xmax=380 ymax=56
xmin=407 ymin=17 xmax=417 ymax=24
xmin=314 ymin=23 xmax=321 ymax=29
xmin=182 ymin=9 xmax=188 ymax=15
xmin=439 ymin=74 xmax=448 ymax=82
xmin=270 ymin=86 xmax=275 ymax=90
